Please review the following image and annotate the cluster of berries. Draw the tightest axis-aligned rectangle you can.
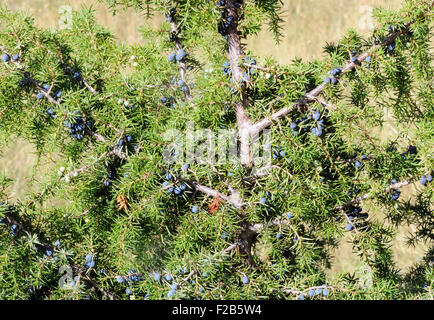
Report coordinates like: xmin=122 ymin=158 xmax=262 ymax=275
xmin=386 ymin=25 xmax=397 ymax=53
xmin=222 ymin=60 xmax=236 ymax=93
xmin=116 ymin=269 xmax=143 ymax=284
xmin=7 ymin=49 xmax=82 ymax=114
xmin=63 ymin=66 xmax=83 ymax=83
xmin=388 ymin=179 xmax=401 ymax=200
xmin=15 ymin=69 xmax=61 ymax=118
xmin=342 ymin=205 xmax=368 ymax=231
xmin=164 ymin=274 xmax=178 ymax=297
xmin=241 ymin=56 xmax=257 ymax=82
xmin=324 ymin=67 xmax=342 ymax=85
xmin=161 ymin=96 xmax=176 ymax=109
xmin=1 ymin=52 xmax=19 ymax=63
xmin=33 ymin=239 xmax=60 ymax=258
xmin=167 ymin=76 xmax=190 ymax=94
xmin=176 ymin=78 xmax=189 ymax=93
xmin=7 ymin=221 xmax=18 ymax=237
xmin=165 ymin=7 xmax=188 ymax=65
xmin=400 ymin=144 xmax=418 ymax=160
xmin=37 ymin=84 xmax=61 ymax=119
xmin=391 ymin=189 xmax=401 ymax=200
xmin=351 ymin=56 xmax=360 ymax=65
xmin=162 ymin=167 xmax=191 ymax=198
xmin=63 ymin=113 xmax=93 ymax=141
xmin=37 ymin=84 xmax=62 ymax=119
xmin=387 ymin=144 xmax=419 ymax=162
xmin=18 ymin=71 xmax=33 ymax=88
xmin=308 ymin=286 xmax=330 ymax=298
xmin=84 ymin=254 xmax=95 ymax=269
xmin=407 ymin=145 xmax=417 ymax=155
xmin=420 ymin=173 xmax=433 ymax=186
xmin=373 ymin=26 xmax=397 ymax=54
xmin=217 ymin=0 xmax=231 ymax=37
xmin=168 ymin=31 xmax=177 ymax=42
xmin=0 ymin=203 xmax=19 ymax=237
xmin=36 ymin=84 xmax=48 ymax=99
xmin=222 ymin=60 xmax=231 ymax=77
xmin=271 ymin=146 xmax=285 ymax=160
xmin=290 ymin=108 xmax=329 ymax=137
xmin=103 ymin=157 xmax=123 ymax=188
xmin=116 ymin=269 xmax=143 ymax=295
xmin=222 ymin=57 xmax=257 ymax=83
xmin=46 ymin=106 xmax=57 ymax=119
xmin=217 ymin=0 xmax=243 ymax=38
xmin=116 ymin=135 xmax=135 ymax=153
xmin=146 ymin=271 xmax=179 ymax=297
xmin=347 ymin=186 xmax=359 ymax=198
xmin=102 ymin=137 xmax=138 ymax=188
xmin=168 ymin=49 xmax=187 ymax=63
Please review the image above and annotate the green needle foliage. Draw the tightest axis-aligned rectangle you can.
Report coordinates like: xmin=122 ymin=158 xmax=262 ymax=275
xmin=0 ymin=0 xmax=433 ymax=300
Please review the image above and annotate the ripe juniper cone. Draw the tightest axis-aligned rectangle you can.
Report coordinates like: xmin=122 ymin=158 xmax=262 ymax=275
xmin=391 ymin=190 xmax=401 ymax=200
xmin=0 ymin=0 xmax=432 ymax=302
xmin=63 ymin=114 xmax=93 ymax=141
xmin=168 ymin=52 xmax=176 ymax=62
xmin=1 ymin=53 xmax=10 ymax=62
xmin=175 ymin=49 xmax=186 ymax=61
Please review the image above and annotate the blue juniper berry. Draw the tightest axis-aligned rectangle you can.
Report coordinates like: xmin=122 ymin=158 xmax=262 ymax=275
xmin=176 ymin=49 xmax=186 ymax=61
xmin=1 ymin=53 xmax=10 ymax=62
xmin=391 ymin=190 xmax=401 ymax=200
xmin=420 ymin=176 xmax=427 ymax=185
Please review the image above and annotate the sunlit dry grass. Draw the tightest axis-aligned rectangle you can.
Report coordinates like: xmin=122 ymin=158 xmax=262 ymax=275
xmin=0 ymin=0 xmax=429 ymax=278
xmin=3 ymin=0 xmax=402 ymax=63
xmin=0 ymin=138 xmax=36 ymax=200
xmin=247 ymin=0 xmax=402 ymax=62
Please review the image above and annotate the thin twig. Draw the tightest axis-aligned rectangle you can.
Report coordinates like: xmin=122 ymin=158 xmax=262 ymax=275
xmin=250 ymin=19 xmax=421 ymax=136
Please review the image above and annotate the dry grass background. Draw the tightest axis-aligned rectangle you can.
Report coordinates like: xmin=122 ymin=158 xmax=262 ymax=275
xmin=0 ymin=0 xmax=429 ymax=278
